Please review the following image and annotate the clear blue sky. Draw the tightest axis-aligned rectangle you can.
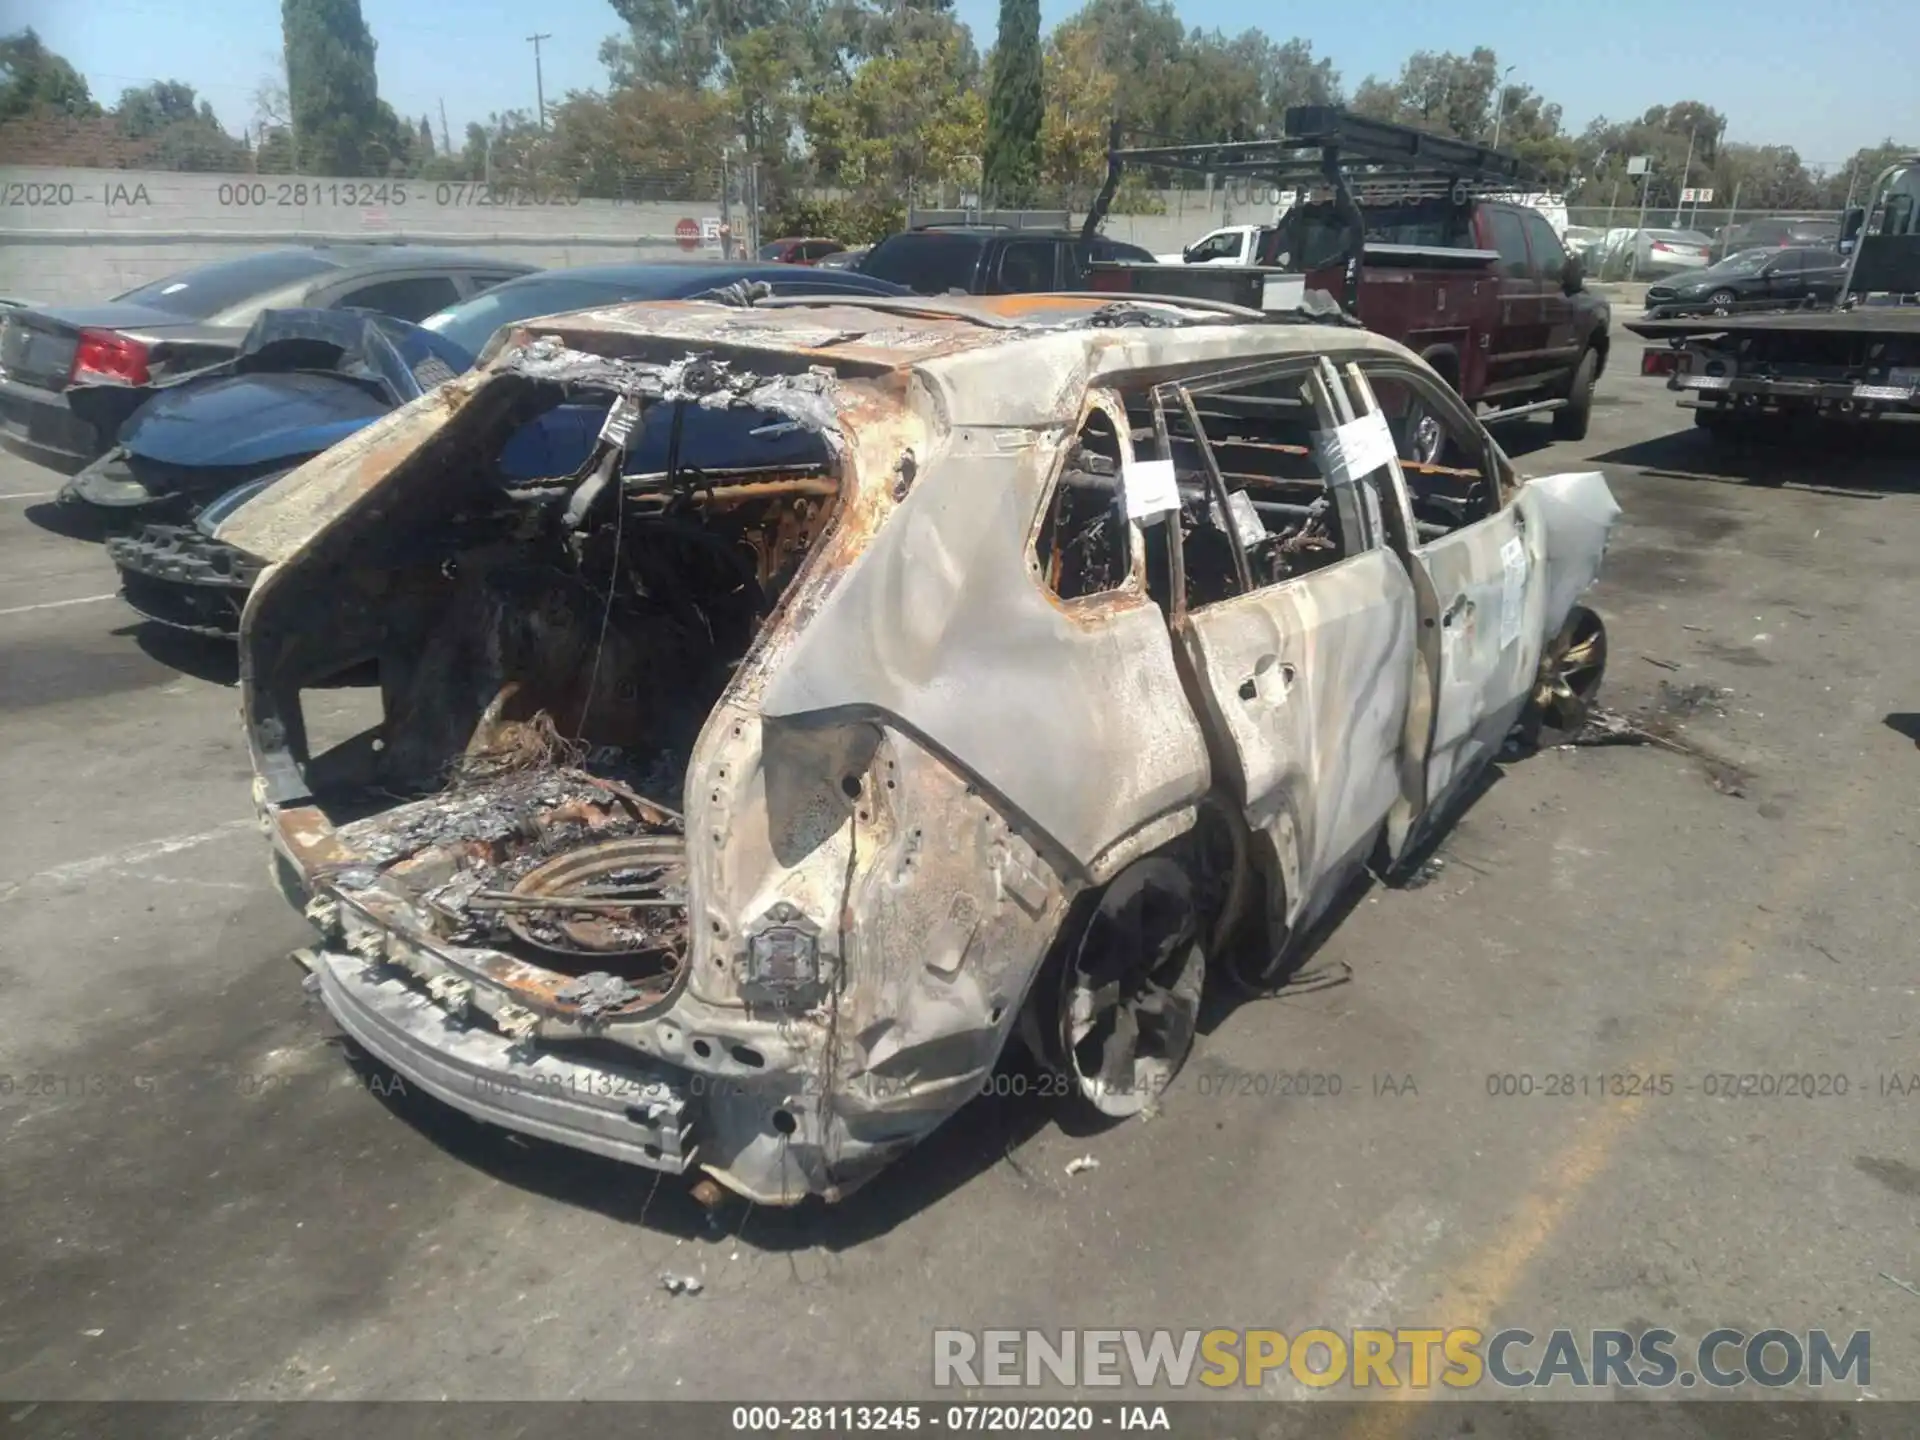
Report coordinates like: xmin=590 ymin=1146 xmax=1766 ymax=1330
xmin=19 ymin=0 xmax=1918 ymax=169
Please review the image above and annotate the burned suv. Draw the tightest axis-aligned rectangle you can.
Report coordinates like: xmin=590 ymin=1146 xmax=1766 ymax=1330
xmin=237 ymin=291 xmax=1619 ymax=1205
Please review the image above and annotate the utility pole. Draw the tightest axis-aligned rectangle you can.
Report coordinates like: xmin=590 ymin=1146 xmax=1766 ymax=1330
xmin=438 ymin=98 xmax=452 ymax=156
xmin=527 ymin=33 xmax=552 ymax=129
xmin=1489 ymin=63 xmax=1517 ymax=152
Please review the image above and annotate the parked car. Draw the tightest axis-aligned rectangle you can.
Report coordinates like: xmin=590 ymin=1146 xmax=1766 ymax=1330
xmin=0 ymin=246 xmax=536 ymax=470
xmin=1561 ymin=226 xmax=1610 ymax=267
xmin=237 ymin=290 xmax=1620 ymax=1204
xmin=1707 ymin=216 xmax=1839 ymax=264
xmin=758 ymin=237 xmax=846 ymax=265
xmin=1597 ymin=228 xmax=1714 ymax=278
xmin=86 ymin=262 xmax=913 ymax=638
xmin=815 ymin=246 xmax=868 ymax=271
xmin=858 ymin=227 xmax=1157 ymax=294
xmin=1643 ymin=247 xmax=1852 ymax=316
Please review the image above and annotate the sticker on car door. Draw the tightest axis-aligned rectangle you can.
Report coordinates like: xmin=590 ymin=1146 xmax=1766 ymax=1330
xmin=1499 ymin=533 xmax=1528 ymax=648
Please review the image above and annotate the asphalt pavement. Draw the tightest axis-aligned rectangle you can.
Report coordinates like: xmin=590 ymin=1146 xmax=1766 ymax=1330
xmin=2 ymin=353 xmax=1918 ymax=1408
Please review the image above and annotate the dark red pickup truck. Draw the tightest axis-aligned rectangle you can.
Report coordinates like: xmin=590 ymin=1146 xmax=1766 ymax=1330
xmin=1080 ymin=108 xmax=1612 ymax=449
xmin=1093 ymin=194 xmax=1612 ymax=446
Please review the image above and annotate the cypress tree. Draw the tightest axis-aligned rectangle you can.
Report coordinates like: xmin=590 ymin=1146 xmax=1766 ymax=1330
xmin=983 ymin=0 xmax=1042 ymax=205
xmin=281 ymin=0 xmax=382 ymax=175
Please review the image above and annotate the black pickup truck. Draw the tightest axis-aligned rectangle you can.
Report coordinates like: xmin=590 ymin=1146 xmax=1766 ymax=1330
xmin=856 ymin=226 xmax=1157 ymax=294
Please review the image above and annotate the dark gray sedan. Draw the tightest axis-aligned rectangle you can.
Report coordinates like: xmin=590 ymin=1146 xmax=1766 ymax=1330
xmin=0 ymin=246 xmax=535 ymax=470
xmin=1643 ymin=247 xmax=1851 ymax=317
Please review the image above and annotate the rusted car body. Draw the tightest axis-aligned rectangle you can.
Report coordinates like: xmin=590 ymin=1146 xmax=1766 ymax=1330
xmin=233 ymin=292 xmax=1619 ymax=1205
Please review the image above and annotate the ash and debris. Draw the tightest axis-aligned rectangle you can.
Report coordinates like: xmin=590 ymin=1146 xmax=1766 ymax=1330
xmin=554 ymin=971 xmax=648 ymax=1017
xmin=329 ymin=769 xmax=637 ymax=871
xmin=1556 ymin=683 xmax=1751 ymax=797
xmin=501 ymin=340 xmax=844 ymax=443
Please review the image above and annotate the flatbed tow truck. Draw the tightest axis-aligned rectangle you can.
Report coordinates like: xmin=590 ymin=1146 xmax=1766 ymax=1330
xmin=1079 ymin=106 xmax=1613 ymax=446
xmin=1628 ymin=154 xmax=1920 ymax=437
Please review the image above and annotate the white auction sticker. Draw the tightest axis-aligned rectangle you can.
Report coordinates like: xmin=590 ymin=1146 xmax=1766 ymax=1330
xmin=1499 ymin=534 xmax=1528 ymax=648
xmin=1314 ymin=410 xmax=1398 ymax=486
xmin=1123 ymin=458 xmax=1181 ymax=520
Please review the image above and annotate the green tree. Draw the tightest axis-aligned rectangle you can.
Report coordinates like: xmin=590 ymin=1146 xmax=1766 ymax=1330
xmin=417 ymin=114 xmax=434 ymax=155
xmin=112 ymin=81 xmax=250 ymax=170
xmin=0 ymin=28 xmax=99 ymax=120
xmin=804 ymin=32 xmax=982 ymax=195
xmin=984 ymin=0 xmax=1042 ymax=202
xmin=1351 ymin=47 xmax=1499 ymax=140
xmin=113 ymin=81 xmax=200 ymax=136
xmin=282 ymin=0 xmax=386 ymax=174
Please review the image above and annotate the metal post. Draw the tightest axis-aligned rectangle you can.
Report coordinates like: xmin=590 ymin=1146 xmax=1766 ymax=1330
xmin=1606 ymin=178 xmax=1619 ymax=229
xmin=719 ymin=150 xmax=732 ymax=257
xmin=1726 ymin=179 xmax=1741 ymax=233
xmin=1489 ymin=64 xmax=1516 ymax=151
xmin=747 ymin=161 xmax=761 ymax=257
xmin=527 ymin=34 xmax=552 ymax=130
xmin=1674 ymin=126 xmax=1696 ymax=226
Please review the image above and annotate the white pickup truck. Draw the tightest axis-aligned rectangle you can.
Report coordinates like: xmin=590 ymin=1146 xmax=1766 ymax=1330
xmin=1156 ymin=224 xmax=1272 ymax=266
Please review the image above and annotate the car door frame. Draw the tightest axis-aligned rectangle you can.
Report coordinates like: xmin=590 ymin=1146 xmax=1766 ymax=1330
xmin=1146 ymin=352 xmax=1421 ymax=944
xmin=1339 ymin=357 xmax=1545 ymax=845
xmin=1479 ymin=203 xmax=1547 ymax=397
xmin=454 ymin=267 xmax=529 ymax=299
xmin=306 ymin=268 xmax=469 ymax=322
xmin=1519 ymin=210 xmax=1582 ymax=382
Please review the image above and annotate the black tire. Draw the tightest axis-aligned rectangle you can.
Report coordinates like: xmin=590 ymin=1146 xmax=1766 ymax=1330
xmin=1694 ymin=408 xmax=1732 ymax=434
xmin=1707 ymin=289 xmax=1737 ymax=314
xmin=1039 ymin=855 xmax=1207 ymax=1120
xmin=1553 ymin=347 xmax=1599 ymax=441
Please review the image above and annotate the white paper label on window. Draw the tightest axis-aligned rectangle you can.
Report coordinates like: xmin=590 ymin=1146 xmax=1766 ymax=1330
xmin=1313 ymin=410 xmax=1398 ymax=486
xmin=1122 ymin=457 xmax=1180 ymax=520
xmin=1499 ymin=534 xmax=1528 ymax=648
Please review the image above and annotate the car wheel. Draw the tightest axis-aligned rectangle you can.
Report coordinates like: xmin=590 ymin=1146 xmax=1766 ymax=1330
xmin=1046 ymin=855 xmax=1206 ymax=1120
xmin=1531 ymin=604 xmax=1609 ymax=734
xmin=1707 ymin=289 xmax=1737 ymax=314
xmin=1552 ymin=347 xmax=1599 ymax=441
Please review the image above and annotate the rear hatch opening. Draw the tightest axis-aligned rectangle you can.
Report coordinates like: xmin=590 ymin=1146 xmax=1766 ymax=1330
xmin=244 ymin=341 xmax=847 ymax=1030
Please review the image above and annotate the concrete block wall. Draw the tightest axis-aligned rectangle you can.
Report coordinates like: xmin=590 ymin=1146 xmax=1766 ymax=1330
xmin=0 ymin=166 xmax=730 ymax=301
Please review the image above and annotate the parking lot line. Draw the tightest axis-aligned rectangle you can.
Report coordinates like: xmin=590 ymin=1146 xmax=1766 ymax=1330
xmin=0 ymin=591 xmax=117 ymax=617
xmin=1340 ymin=732 xmax=1874 ymax=1430
xmin=0 ymin=817 xmax=256 ymax=897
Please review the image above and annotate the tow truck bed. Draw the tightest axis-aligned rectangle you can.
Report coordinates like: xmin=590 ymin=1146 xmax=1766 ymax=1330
xmin=1627 ymin=306 xmax=1920 ymax=340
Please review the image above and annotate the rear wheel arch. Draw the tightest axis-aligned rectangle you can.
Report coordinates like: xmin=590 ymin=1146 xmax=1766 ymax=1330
xmin=1420 ymin=345 xmax=1463 ymax=393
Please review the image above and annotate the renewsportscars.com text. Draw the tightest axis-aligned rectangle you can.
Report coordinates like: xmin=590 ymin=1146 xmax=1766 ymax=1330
xmin=932 ymin=1327 xmax=1870 ymax=1391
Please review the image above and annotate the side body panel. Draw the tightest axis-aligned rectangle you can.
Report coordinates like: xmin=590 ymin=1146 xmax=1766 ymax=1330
xmin=759 ymin=422 xmax=1213 ymax=876
xmin=1414 ymin=503 xmax=1542 ymax=806
xmin=1175 ymin=548 xmax=1417 ymax=924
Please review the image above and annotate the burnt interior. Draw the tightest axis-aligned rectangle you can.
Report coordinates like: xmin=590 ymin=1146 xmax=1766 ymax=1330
xmin=249 ymin=368 xmax=841 ymax=1006
xmin=1128 ymin=376 xmax=1359 ymax=611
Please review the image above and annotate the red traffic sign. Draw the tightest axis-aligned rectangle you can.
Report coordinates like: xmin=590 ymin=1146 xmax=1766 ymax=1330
xmin=674 ymin=217 xmax=700 ymax=251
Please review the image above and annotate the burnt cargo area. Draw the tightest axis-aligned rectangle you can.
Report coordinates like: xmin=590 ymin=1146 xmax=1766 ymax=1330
xmin=244 ymin=351 xmax=843 ymax=1021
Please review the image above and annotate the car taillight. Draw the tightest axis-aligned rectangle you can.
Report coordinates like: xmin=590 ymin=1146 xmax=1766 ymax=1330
xmin=70 ymin=329 xmax=150 ymax=386
xmin=1642 ymin=348 xmax=1682 ymax=376
xmin=1652 ymin=242 xmax=1672 ymax=252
